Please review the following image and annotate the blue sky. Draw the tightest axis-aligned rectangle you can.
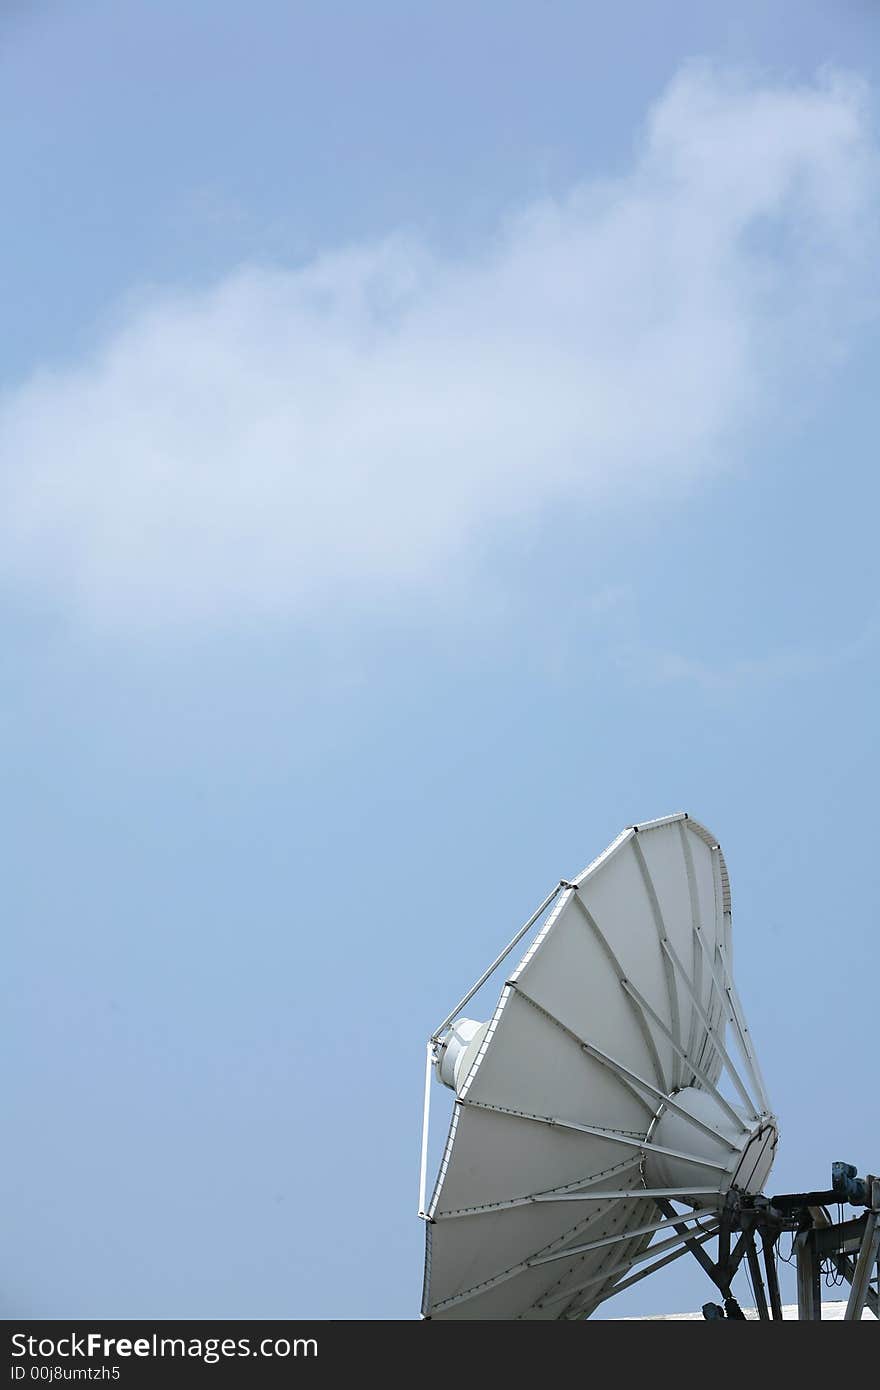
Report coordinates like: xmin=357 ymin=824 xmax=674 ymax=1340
xmin=2 ymin=1 xmax=878 ymax=1320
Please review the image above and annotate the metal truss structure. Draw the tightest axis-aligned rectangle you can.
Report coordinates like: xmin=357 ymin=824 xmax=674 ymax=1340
xmin=687 ymin=1164 xmax=879 ymax=1321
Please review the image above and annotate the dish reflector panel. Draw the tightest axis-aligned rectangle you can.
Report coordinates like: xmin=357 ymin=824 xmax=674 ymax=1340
xmin=420 ymin=814 xmax=777 ymax=1319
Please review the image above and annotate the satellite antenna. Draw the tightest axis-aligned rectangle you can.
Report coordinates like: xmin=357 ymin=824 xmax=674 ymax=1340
xmin=418 ymin=814 xmax=879 ymax=1320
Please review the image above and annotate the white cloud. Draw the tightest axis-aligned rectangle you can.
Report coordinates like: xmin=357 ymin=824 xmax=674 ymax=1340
xmin=616 ymin=611 xmax=880 ymax=692
xmin=0 ymin=63 xmax=876 ymax=627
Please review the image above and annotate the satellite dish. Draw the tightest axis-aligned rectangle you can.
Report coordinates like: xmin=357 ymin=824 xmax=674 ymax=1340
xmin=418 ymin=813 xmax=778 ymax=1319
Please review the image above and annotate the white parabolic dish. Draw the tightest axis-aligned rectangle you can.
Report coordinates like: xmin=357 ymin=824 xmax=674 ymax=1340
xmin=420 ymin=813 xmax=778 ymax=1319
